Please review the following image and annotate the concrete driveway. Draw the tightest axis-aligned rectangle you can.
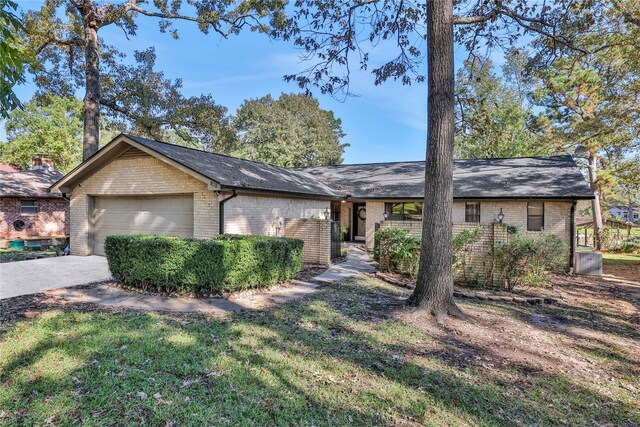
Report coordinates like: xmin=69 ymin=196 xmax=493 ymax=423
xmin=0 ymin=256 xmax=111 ymax=300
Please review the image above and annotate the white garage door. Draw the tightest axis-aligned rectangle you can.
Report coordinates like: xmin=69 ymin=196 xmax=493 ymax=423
xmin=92 ymin=195 xmax=194 ymax=256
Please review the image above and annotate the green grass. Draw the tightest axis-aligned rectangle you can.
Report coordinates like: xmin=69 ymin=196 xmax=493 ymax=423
xmin=603 ymin=252 xmax=640 ymax=263
xmin=1 ymin=277 xmax=638 ymax=426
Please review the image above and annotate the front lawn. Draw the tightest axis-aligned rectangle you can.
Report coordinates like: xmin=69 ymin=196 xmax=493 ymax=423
xmin=1 ymin=277 xmax=638 ymax=426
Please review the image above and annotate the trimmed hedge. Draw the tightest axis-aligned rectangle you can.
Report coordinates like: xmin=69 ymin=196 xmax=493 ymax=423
xmin=104 ymin=234 xmax=304 ymax=295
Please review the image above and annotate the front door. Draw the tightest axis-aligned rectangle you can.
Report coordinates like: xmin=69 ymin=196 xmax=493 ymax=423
xmin=352 ymin=203 xmax=366 ymax=241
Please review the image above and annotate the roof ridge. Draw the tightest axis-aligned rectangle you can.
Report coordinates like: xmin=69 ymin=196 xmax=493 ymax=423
xmin=299 ymin=154 xmax=573 ymax=169
xmin=124 ymin=134 xmax=307 ymax=172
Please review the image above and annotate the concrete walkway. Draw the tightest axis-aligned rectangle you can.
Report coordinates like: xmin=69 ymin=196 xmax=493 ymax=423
xmin=45 ymin=244 xmax=376 ymax=314
xmin=0 ymin=256 xmax=111 ymax=300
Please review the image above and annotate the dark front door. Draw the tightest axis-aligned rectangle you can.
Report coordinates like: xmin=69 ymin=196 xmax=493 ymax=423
xmin=352 ymin=203 xmax=366 ymax=241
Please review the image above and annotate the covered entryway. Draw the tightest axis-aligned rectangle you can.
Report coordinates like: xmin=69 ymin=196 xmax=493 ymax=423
xmin=352 ymin=203 xmax=366 ymax=242
xmin=92 ymin=195 xmax=194 ymax=255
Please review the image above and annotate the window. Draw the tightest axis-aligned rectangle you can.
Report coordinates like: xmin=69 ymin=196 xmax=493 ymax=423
xmin=527 ymin=202 xmax=544 ymax=231
xmin=465 ymin=202 xmax=481 ymax=223
xmin=384 ymin=202 xmax=423 ymax=221
xmin=20 ymin=200 xmax=38 ymax=215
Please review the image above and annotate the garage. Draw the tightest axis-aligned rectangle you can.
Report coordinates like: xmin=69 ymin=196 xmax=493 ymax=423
xmin=92 ymin=195 xmax=194 ymax=255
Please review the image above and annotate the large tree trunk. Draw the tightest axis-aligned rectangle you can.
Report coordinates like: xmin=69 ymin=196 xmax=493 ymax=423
xmin=82 ymin=9 xmax=100 ymax=161
xmin=407 ymin=0 xmax=460 ymax=318
xmin=587 ymin=150 xmax=605 ymax=250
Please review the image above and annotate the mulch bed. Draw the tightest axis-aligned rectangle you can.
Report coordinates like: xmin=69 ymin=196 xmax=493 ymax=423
xmin=0 ymin=252 xmax=61 ymax=263
xmin=373 ymin=271 xmax=558 ymax=305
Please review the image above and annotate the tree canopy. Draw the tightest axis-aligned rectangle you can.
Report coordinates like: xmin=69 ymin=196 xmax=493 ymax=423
xmin=22 ymin=0 xmax=286 ymax=159
xmin=100 ymin=48 xmax=237 ymax=153
xmin=0 ymin=0 xmax=25 ymax=117
xmin=454 ymin=53 xmax=546 ymax=159
xmin=0 ymin=96 xmax=83 ymax=172
xmin=232 ymin=93 xmax=347 ymax=167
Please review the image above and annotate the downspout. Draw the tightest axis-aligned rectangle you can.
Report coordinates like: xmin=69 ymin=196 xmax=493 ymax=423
xmin=569 ymin=200 xmax=577 ymax=273
xmin=218 ymin=190 xmax=237 ymax=235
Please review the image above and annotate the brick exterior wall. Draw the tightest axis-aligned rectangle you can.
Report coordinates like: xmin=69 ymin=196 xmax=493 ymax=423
xmin=69 ymin=155 xmax=218 ymax=255
xmin=224 ymin=194 xmax=329 ymax=236
xmin=0 ymin=197 xmax=69 ymax=239
xmin=366 ymin=199 xmax=573 ymax=251
xmin=450 ymin=222 xmax=508 ymax=286
xmin=452 ymin=200 xmax=572 ymax=242
xmin=284 ymin=218 xmax=331 ymax=266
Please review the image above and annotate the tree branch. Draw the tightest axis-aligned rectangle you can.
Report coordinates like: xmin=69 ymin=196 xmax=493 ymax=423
xmin=610 ymin=0 xmax=640 ymax=28
xmin=453 ymin=12 xmax=496 ymax=25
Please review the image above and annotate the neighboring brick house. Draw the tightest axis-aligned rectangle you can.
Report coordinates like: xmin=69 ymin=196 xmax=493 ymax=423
xmin=1 ymin=160 xmax=69 ymax=241
xmin=51 ymin=134 xmax=594 ymax=267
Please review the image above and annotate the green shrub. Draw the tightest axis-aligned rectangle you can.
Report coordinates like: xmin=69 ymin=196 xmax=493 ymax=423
xmin=610 ymin=236 xmax=640 ymax=254
xmin=104 ymin=234 xmax=304 ymax=296
xmin=376 ymin=226 xmax=482 ymax=280
xmin=375 ymin=227 xmax=421 ymax=277
xmin=495 ymin=233 xmax=568 ymax=291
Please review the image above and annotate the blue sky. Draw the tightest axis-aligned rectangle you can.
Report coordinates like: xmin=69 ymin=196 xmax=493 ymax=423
xmin=7 ymin=2 xmax=486 ymax=164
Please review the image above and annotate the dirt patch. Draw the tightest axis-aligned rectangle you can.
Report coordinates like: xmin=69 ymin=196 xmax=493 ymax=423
xmin=397 ymin=272 xmax=640 ymax=394
xmin=296 ymin=265 xmax=330 ymax=281
xmin=604 ymin=258 xmax=640 ymax=282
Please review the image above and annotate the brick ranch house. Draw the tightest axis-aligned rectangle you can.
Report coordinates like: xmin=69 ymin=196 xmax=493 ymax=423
xmin=1 ymin=159 xmax=69 ymax=243
xmin=51 ymin=134 xmax=594 ymax=267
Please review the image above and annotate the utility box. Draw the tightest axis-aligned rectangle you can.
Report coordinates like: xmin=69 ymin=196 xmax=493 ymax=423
xmin=574 ymin=251 xmax=603 ymax=276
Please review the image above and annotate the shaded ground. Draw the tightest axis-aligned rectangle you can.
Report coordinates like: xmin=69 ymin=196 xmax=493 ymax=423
xmin=1 ymin=273 xmax=638 ymax=426
xmin=603 ymin=252 xmax=640 ymax=283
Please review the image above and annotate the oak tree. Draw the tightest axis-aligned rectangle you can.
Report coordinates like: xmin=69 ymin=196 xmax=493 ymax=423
xmin=1 ymin=96 xmax=83 ymax=172
xmin=23 ymin=0 xmax=285 ymax=160
xmin=232 ymin=93 xmax=347 ymax=167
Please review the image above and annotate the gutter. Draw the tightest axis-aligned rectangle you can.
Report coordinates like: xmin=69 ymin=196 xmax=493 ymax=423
xmin=218 ymin=190 xmax=237 ymax=235
xmin=569 ymin=200 xmax=577 ymax=273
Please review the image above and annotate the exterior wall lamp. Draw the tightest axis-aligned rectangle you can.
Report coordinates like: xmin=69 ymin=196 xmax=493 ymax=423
xmin=383 ymin=211 xmax=389 ymax=220
xmin=323 ymin=207 xmax=330 ymax=220
xmin=497 ymin=207 xmax=505 ymax=224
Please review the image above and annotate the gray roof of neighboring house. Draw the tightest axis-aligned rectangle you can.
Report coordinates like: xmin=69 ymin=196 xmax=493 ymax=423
xmin=1 ymin=170 xmax=64 ymax=198
xmin=300 ymin=155 xmax=594 ymax=199
xmin=125 ymin=135 xmax=339 ymax=198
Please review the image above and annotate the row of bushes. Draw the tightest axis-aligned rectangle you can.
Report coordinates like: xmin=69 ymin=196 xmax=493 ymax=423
xmin=609 ymin=236 xmax=640 ymax=254
xmin=104 ymin=234 xmax=304 ymax=296
xmin=375 ymin=226 xmax=568 ymax=290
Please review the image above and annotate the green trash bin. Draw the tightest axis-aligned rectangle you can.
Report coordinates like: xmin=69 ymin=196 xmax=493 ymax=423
xmin=9 ymin=239 xmax=25 ymax=250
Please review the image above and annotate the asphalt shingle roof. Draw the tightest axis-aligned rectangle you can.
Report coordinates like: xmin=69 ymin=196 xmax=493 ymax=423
xmin=1 ymin=170 xmax=64 ymax=198
xmin=126 ymin=135 xmax=339 ymax=197
xmin=97 ymin=135 xmax=593 ymax=200
xmin=300 ymin=155 xmax=594 ymax=199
